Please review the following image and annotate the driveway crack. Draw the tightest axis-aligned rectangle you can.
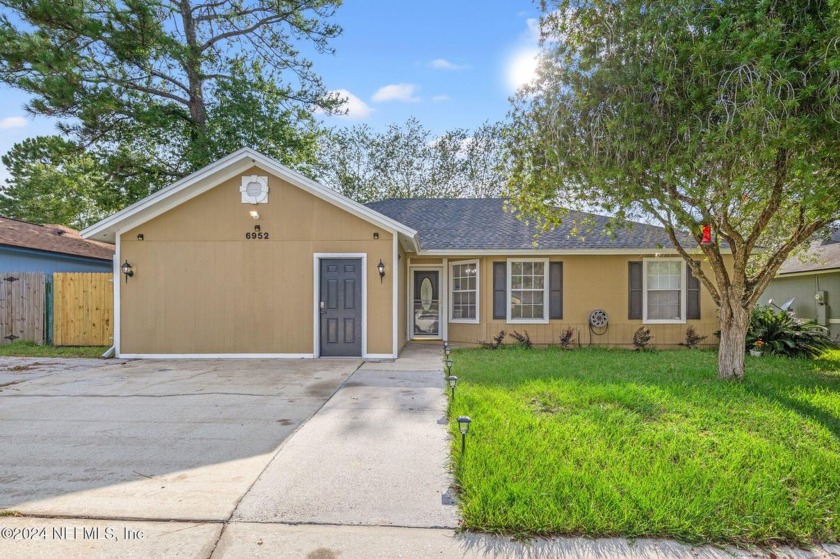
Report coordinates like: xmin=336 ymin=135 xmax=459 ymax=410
xmin=206 ymin=360 xmax=365 ymax=558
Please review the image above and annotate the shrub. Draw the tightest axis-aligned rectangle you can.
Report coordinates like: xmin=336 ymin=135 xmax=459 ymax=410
xmin=632 ymin=327 xmax=652 ymax=351
xmin=479 ymin=330 xmax=506 ymax=350
xmin=679 ymin=326 xmax=708 ymax=349
xmin=747 ymin=305 xmax=837 ymax=358
xmin=558 ymin=327 xmax=575 ymax=349
xmin=509 ymin=330 xmax=533 ymax=349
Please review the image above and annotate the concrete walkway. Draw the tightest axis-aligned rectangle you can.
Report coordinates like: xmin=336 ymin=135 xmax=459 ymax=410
xmin=3 ymin=346 xmax=839 ymax=558
xmin=233 ymin=345 xmax=457 ymax=528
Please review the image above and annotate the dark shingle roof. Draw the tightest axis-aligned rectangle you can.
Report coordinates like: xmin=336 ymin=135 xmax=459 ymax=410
xmin=366 ymin=198 xmax=690 ymax=251
xmin=778 ymin=239 xmax=840 ymax=275
xmin=0 ymin=217 xmax=114 ymax=261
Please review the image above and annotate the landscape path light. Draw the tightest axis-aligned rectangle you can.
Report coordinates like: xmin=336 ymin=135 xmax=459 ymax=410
xmin=445 ymin=357 xmax=453 ymax=376
xmin=457 ymin=416 xmax=472 ymax=454
xmin=446 ymin=375 xmax=457 ymax=400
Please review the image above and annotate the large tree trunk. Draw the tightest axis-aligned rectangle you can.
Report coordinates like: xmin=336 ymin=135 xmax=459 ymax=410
xmin=717 ymin=294 xmax=751 ymax=379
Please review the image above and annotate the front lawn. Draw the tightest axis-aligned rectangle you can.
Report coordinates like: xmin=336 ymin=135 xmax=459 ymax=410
xmin=449 ymin=347 xmax=840 ymax=545
xmin=0 ymin=341 xmax=108 ymax=358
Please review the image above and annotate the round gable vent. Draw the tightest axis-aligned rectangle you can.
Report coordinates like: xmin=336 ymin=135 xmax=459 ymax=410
xmin=240 ymin=175 xmax=269 ymax=204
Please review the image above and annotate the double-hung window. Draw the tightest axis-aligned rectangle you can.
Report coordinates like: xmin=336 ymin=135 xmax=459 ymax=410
xmin=643 ymin=258 xmax=686 ymax=323
xmin=450 ymin=260 xmax=479 ymax=323
xmin=507 ymin=259 xmax=549 ymax=323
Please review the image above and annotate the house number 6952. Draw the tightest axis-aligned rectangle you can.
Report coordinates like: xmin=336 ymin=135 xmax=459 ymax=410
xmin=245 ymin=232 xmax=269 ymax=240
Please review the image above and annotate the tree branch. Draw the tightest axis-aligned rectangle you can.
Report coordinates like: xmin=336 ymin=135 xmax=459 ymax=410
xmin=200 ymin=12 xmax=295 ymax=52
xmin=746 ymin=218 xmax=834 ymax=308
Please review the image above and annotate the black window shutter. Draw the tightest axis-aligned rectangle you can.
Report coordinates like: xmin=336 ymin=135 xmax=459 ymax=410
xmin=549 ymin=262 xmax=563 ymax=319
xmin=493 ymin=262 xmax=506 ymax=319
xmin=686 ymin=261 xmax=701 ymax=319
xmin=628 ymin=262 xmax=643 ymax=319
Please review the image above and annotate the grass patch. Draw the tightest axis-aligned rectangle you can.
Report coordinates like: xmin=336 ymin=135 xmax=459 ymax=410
xmin=0 ymin=341 xmax=108 ymax=358
xmin=449 ymin=347 xmax=840 ymax=545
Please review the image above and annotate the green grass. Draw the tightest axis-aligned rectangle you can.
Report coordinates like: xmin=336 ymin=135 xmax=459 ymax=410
xmin=0 ymin=341 xmax=108 ymax=358
xmin=449 ymin=347 xmax=840 ymax=545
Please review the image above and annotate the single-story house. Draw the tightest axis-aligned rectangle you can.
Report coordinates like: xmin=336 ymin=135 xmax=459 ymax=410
xmin=1 ymin=216 xmax=114 ymax=274
xmin=759 ymin=229 xmax=840 ymax=339
xmin=82 ymin=148 xmax=726 ymax=358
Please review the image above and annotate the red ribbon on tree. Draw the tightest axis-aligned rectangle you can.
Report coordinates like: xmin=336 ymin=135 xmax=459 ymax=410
xmin=700 ymin=224 xmax=713 ymax=245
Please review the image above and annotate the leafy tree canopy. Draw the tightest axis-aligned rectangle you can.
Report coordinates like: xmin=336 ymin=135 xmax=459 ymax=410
xmin=508 ymin=0 xmax=840 ymax=378
xmin=0 ymin=0 xmax=342 ymax=224
xmin=317 ymin=118 xmax=510 ymax=203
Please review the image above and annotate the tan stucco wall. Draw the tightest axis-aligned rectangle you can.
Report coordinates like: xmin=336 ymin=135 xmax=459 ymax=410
xmin=417 ymin=255 xmax=724 ymax=348
xmin=120 ymin=167 xmax=394 ymax=355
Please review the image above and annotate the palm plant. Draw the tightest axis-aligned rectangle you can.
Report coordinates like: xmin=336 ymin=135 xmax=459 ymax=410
xmin=746 ymin=305 xmax=837 ymax=358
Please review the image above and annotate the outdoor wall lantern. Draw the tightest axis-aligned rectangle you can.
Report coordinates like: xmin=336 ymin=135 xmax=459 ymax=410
xmin=121 ymin=260 xmax=134 ymax=283
xmin=446 ymin=357 xmax=453 ymax=375
xmin=447 ymin=375 xmax=458 ymax=400
xmin=377 ymin=259 xmax=386 ymax=283
xmin=457 ymin=416 xmax=472 ymax=453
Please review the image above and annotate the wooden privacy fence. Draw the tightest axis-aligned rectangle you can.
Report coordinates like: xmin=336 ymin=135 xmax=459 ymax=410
xmin=53 ymin=273 xmax=113 ymax=346
xmin=0 ymin=272 xmax=46 ymax=345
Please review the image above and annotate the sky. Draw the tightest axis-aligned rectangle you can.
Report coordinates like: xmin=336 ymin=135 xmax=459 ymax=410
xmin=0 ymin=0 xmax=543 ymax=179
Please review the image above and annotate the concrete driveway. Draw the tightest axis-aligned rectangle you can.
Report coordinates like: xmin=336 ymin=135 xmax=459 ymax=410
xmin=0 ymin=356 xmax=359 ymax=521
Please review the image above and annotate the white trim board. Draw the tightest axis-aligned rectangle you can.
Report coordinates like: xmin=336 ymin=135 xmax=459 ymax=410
xmin=119 ymin=353 xmax=315 ymax=359
xmin=776 ymin=269 xmax=840 ymax=278
xmin=392 ymin=235 xmax=399 ymax=357
xmin=418 ymin=248 xmax=732 ymax=256
xmin=114 ymin=233 xmax=121 ymax=357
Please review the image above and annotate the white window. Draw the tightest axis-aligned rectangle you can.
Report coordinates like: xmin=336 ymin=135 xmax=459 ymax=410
xmin=507 ymin=259 xmax=549 ymax=323
xmin=643 ymin=258 xmax=686 ymax=323
xmin=450 ymin=260 xmax=479 ymax=323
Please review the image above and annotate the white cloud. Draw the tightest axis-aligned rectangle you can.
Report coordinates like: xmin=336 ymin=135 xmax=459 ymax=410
xmin=0 ymin=116 xmax=27 ymax=130
xmin=429 ymin=58 xmax=466 ymax=71
xmin=431 ymin=95 xmax=450 ymax=102
xmin=326 ymin=89 xmax=372 ymax=119
xmin=371 ymin=83 xmax=420 ymax=103
xmin=525 ymin=18 xmax=541 ymax=42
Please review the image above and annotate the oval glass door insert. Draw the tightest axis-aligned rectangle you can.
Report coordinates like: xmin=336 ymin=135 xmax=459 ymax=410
xmin=420 ymin=277 xmax=433 ymax=311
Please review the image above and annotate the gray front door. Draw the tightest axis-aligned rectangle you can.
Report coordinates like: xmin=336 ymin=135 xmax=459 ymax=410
xmin=319 ymin=258 xmax=362 ymax=357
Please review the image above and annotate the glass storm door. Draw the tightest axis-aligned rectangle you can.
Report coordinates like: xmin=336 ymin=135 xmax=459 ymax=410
xmin=413 ymin=270 xmax=440 ymax=337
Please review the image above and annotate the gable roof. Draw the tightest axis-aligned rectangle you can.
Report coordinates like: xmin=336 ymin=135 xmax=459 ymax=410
xmin=366 ymin=198 xmax=696 ymax=253
xmin=0 ymin=216 xmax=114 ymax=261
xmin=81 ymin=148 xmax=419 ymax=248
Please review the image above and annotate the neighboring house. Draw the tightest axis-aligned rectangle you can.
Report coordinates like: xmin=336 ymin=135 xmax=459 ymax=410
xmin=759 ymin=230 xmax=840 ymax=339
xmin=82 ymin=148 xmax=726 ymax=358
xmin=0 ymin=216 xmax=114 ymax=274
